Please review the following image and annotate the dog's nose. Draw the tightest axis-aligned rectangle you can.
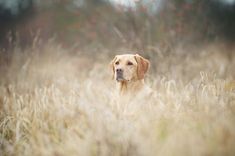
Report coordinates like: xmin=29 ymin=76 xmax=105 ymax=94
xmin=116 ymin=68 xmax=123 ymax=73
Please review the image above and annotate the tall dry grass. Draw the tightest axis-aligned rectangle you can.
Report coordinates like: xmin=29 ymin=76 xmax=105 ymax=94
xmin=0 ymin=41 xmax=235 ymax=156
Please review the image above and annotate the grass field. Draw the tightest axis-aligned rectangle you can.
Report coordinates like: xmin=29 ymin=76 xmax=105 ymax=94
xmin=0 ymin=41 xmax=235 ymax=156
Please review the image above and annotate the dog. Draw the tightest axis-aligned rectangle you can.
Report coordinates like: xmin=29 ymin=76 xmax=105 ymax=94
xmin=110 ymin=54 xmax=152 ymax=98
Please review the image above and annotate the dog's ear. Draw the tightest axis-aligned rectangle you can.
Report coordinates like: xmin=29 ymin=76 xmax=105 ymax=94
xmin=134 ymin=54 xmax=150 ymax=80
xmin=109 ymin=56 xmax=117 ymax=80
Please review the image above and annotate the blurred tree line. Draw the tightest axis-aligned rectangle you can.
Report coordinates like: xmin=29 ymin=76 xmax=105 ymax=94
xmin=0 ymin=0 xmax=235 ymax=50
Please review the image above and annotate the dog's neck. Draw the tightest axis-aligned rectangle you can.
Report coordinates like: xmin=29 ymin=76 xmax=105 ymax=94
xmin=116 ymin=79 xmax=145 ymax=95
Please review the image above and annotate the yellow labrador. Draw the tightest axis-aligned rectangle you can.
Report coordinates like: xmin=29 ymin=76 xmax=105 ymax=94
xmin=110 ymin=54 xmax=152 ymax=97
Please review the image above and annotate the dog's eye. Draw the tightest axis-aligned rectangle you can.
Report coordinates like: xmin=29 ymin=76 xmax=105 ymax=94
xmin=115 ymin=61 xmax=119 ymax=65
xmin=127 ymin=62 xmax=133 ymax=65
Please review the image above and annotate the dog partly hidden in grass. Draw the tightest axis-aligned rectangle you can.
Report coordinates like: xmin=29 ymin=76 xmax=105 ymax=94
xmin=110 ymin=54 xmax=153 ymax=100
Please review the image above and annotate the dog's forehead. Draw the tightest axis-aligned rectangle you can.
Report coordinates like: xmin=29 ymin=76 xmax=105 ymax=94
xmin=116 ymin=54 xmax=136 ymax=62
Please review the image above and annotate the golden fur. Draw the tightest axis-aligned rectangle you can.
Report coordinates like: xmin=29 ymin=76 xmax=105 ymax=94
xmin=110 ymin=54 xmax=152 ymax=97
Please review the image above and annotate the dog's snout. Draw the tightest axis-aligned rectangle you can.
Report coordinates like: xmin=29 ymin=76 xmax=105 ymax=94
xmin=116 ymin=68 xmax=123 ymax=73
xmin=116 ymin=68 xmax=124 ymax=81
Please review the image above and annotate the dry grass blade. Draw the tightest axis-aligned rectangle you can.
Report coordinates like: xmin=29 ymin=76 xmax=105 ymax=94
xmin=0 ymin=43 xmax=235 ymax=156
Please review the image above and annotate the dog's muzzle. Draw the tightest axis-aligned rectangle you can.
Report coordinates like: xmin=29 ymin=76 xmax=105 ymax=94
xmin=116 ymin=68 xmax=124 ymax=81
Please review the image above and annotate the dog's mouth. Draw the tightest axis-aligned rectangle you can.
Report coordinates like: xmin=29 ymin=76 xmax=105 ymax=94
xmin=116 ymin=74 xmax=126 ymax=82
xmin=116 ymin=77 xmax=125 ymax=82
xmin=116 ymin=76 xmax=130 ymax=82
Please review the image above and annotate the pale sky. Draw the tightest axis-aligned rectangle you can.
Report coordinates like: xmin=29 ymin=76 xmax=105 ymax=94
xmin=223 ymin=0 xmax=235 ymax=4
xmin=109 ymin=0 xmax=137 ymax=7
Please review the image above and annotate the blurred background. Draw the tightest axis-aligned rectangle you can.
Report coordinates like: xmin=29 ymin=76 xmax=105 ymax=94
xmin=1 ymin=2 xmax=235 ymax=155
xmin=0 ymin=0 xmax=235 ymax=52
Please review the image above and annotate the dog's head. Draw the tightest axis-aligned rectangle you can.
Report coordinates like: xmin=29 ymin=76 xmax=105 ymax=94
xmin=110 ymin=54 xmax=150 ymax=82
